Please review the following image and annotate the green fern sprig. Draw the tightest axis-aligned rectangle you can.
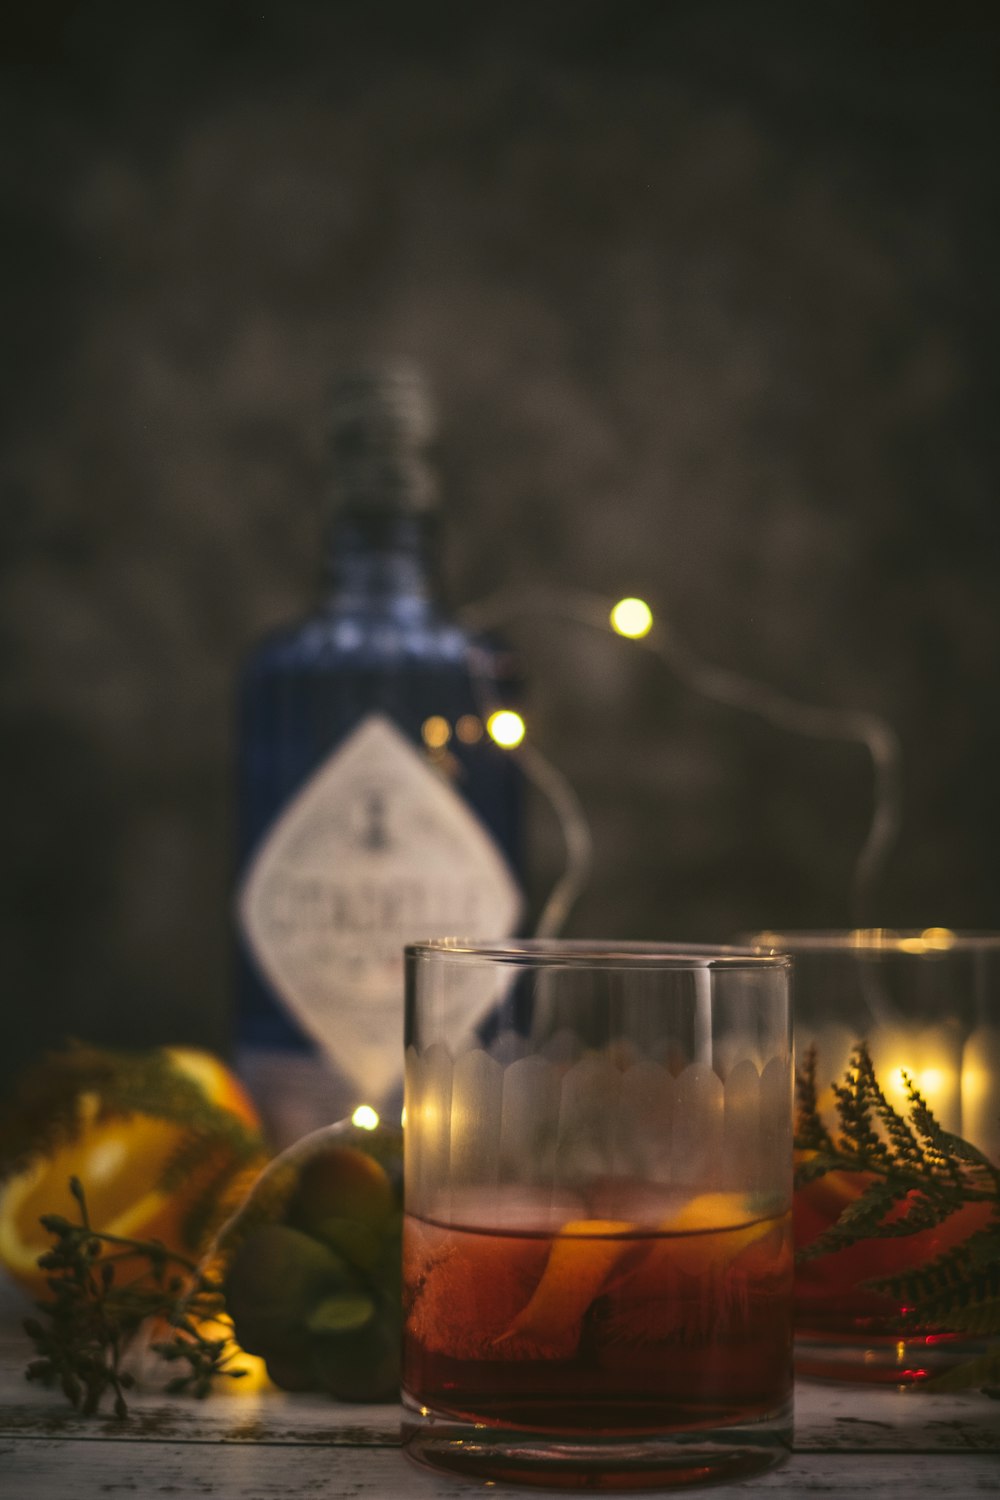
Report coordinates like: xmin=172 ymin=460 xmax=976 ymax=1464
xmin=866 ymin=1226 xmax=1000 ymax=1332
xmin=828 ymin=1050 xmax=895 ymax=1173
xmin=794 ymin=1044 xmax=991 ymax=1263
xmin=794 ymin=1048 xmax=836 ymax=1156
xmin=794 ymin=1040 xmax=1000 ymax=1396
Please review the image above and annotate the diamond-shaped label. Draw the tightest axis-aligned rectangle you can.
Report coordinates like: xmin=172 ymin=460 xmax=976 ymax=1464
xmin=238 ymin=714 xmax=522 ymax=1104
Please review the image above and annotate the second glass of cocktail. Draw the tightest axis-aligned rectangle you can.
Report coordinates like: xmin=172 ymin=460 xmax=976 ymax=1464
xmin=748 ymin=928 xmax=1000 ymax=1385
xmin=401 ymin=940 xmax=794 ymax=1490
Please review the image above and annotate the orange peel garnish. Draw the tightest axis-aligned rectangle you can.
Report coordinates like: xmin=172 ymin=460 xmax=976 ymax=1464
xmin=495 ymin=1218 xmax=634 ymax=1355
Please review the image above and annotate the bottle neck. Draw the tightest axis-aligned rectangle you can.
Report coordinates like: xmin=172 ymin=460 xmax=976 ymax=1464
xmin=323 ymin=509 xmax=441 ymax=613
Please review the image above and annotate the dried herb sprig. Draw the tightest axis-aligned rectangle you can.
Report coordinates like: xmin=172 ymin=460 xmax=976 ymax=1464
xmin=24 ymin=1177 xmax=247 ymax=1416
xmin=795 ymin=1041 xmax=1000 ymax=1395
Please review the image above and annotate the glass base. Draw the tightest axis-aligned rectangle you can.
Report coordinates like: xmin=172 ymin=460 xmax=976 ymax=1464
xmin=796 ymin=1331 xmax=990 ymax=1385
xmin=401 ymin=1391 xmax=793 ymax=1491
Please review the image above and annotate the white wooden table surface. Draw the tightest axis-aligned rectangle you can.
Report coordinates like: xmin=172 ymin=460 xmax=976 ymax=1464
xmin=1 ymin=1283 xmax=998 ymax=1499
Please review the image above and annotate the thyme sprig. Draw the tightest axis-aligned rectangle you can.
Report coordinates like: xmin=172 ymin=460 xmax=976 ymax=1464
xmin=24 ymin=1177 xmax=247 ymax=1416
xmin=795 ymin=1041 xmax=1000 ymax=1395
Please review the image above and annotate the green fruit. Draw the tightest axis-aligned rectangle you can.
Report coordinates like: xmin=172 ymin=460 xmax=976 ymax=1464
xmin=262 ymin=1343 xmax=318 ymax=1393
xmin=336 ymin=1123 xmax=404 ymax=1199
xmin=303 ymin=1215 xmax=384 ymax=1272
xmin=286 ymin=1145 xmax=395 ymax=1247
xmin=224 ymin=1224 xmax=359 ymax=1355
xmin=222 ymin=1126 xmax=405 ymax=1402
xmin=372 ymin=1219 xmax=402 ymax=1301
xmin=307 ymin=1292 xmax=377 ymax=1335
xmin=311 ymin=1308 xmax=400 ymax=1402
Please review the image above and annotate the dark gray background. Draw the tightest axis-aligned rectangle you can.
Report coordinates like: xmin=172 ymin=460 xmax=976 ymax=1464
xmin=2 ymin=1 xmax=998 ymax=1095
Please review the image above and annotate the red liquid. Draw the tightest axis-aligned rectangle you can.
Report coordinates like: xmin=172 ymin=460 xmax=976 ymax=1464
xmin=403 ymin=1199 xmax=793 ymax=1435
xmin=794 ymin=1166 xmax=993 ymax=1382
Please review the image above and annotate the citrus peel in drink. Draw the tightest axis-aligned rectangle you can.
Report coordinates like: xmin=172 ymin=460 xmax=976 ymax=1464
xmin=494 ymin=1219 xmax=634 ymax=1356
xmin=650 ymin=1191 xmax=780 ymax=1275
xmin=488 ymin=1194 xmax=788 ymax=1355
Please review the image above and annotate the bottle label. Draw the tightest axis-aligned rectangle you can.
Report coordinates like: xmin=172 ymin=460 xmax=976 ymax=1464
xmin=237 ymin=713 xmax=522 ymax=1106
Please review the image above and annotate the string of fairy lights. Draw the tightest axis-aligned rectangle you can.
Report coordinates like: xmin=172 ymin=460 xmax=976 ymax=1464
xmin=460 ymin=588 xmax=902 ymax=937
xmin=350 ymin=589 xmax=903 ymax=1130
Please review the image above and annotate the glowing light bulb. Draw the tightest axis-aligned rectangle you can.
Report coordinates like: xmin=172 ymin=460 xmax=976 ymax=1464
xmin=918 ymin=1067 xmax=945 ymax=1098
xmin=351 ymin=1105 xmax=379 ymax=1130
xmin=487 ymin=710 xmax=525 ymax=748
xmin=920 ymin=926 xmax=956 ymax=950
xmin=610 ymin=597 xmax=653 ymax=639
xmin=455 ymin=714 xmax=483 ymax=744
xmin=421 ymin=715 xmax=451 ymax=749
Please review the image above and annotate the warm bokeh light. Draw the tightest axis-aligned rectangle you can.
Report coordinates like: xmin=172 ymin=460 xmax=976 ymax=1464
xmin=898 ymin=927 xmax=957 ymax=954
xmin=609 ymin=596 xmax=653 ymax=639
xmin=487 ymin=709 xmax=525 ymax=748
xmin=421 ymin=715 xmax=451 ymax=749
xmin=351 ymin=1105 xmax=380 ymax=1130
xmin=961 ymin=1062 xmax=988 ymax=1107
xmin=455 ymin=713 xmax=483 ymax=744
xmin=886 ymin=1063 xmax=952 ymax=1120
xmin=917 ymin=1067 xmax=945 ymax=1098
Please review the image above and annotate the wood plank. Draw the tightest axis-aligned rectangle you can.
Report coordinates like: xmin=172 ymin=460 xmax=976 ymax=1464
xmin=2 ymin=1372 xmax=997 ymax=1453
xmin=793 ymin=1377 xmax=1000 ymax=1453
xmin=1 ymin=1439 xmax=998 ymax=1499
xmin=3 ymin=1285 xmax=997 ymax=1457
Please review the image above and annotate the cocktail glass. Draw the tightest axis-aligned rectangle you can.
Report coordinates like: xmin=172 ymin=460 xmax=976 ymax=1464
xmin=401 ymin=939 xmax=794 ymax=1489
xmin=748 ymin=929 xmax=1000 ymax=1384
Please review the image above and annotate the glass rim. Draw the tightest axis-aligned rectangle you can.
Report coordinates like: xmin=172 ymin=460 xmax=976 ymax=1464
xmin=742 ymin=926 xmax=1000 ymax=955
xmin=405 ymin=937 xmax=792 ymax=970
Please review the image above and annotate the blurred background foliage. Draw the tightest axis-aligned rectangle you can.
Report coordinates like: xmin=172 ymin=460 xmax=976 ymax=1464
xmin=1 ymin=0 xmax=998 ymax=1094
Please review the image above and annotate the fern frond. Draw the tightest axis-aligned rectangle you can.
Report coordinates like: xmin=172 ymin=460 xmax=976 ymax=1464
xmin=795 ymin=1046 xmax=835 ymax=1153
xmin=857 ymin=1055 xmax=924 ymax=1170
xmin=797 ymin=1179 xmax=910 ymax=1262
xmin=793 ymin=1037 xmax=1000 ymax=1383
xmin=794 ymin=1151 xmax=851 ymax=1187
xmin=869 ymin=1226 xmax=1000 ymax=1305
xmin=831 ymin=1046 xmax=894 ymax=1171
xmin=869 ymin=1252 xmax=1000 ymax=1333
xmin=926 ymin=1296 xmax=1000 ymax=1339
xmin=907 ymin=1097 xmax=1000 ymax=1184
xmin=864 ymin=1192 xmax=960 ymax=1240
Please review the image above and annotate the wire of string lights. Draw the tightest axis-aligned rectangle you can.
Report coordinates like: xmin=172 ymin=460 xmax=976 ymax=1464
xmin=462 ymin=588 xmax=902 ymax=933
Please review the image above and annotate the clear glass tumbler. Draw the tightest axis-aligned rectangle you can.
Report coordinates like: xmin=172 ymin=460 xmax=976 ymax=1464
xmin=748 ymin=928 xmax=1000 ymax=1384
xmin=401 ymin=940 xmax=794 ymax=1490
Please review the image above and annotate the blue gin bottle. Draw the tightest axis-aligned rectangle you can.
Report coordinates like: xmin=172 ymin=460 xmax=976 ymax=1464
xmin=235 ymin=364 xmax=524 ymax=1144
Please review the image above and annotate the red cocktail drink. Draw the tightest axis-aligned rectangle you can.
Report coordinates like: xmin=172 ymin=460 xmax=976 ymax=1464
xmin=794 ymin=1166 xmax=993 ymax=1383
xmin=403 ymin=941 xmax=794 ymax=1486
xmin=403 ymin=1189 xmax=793 ymax=1487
